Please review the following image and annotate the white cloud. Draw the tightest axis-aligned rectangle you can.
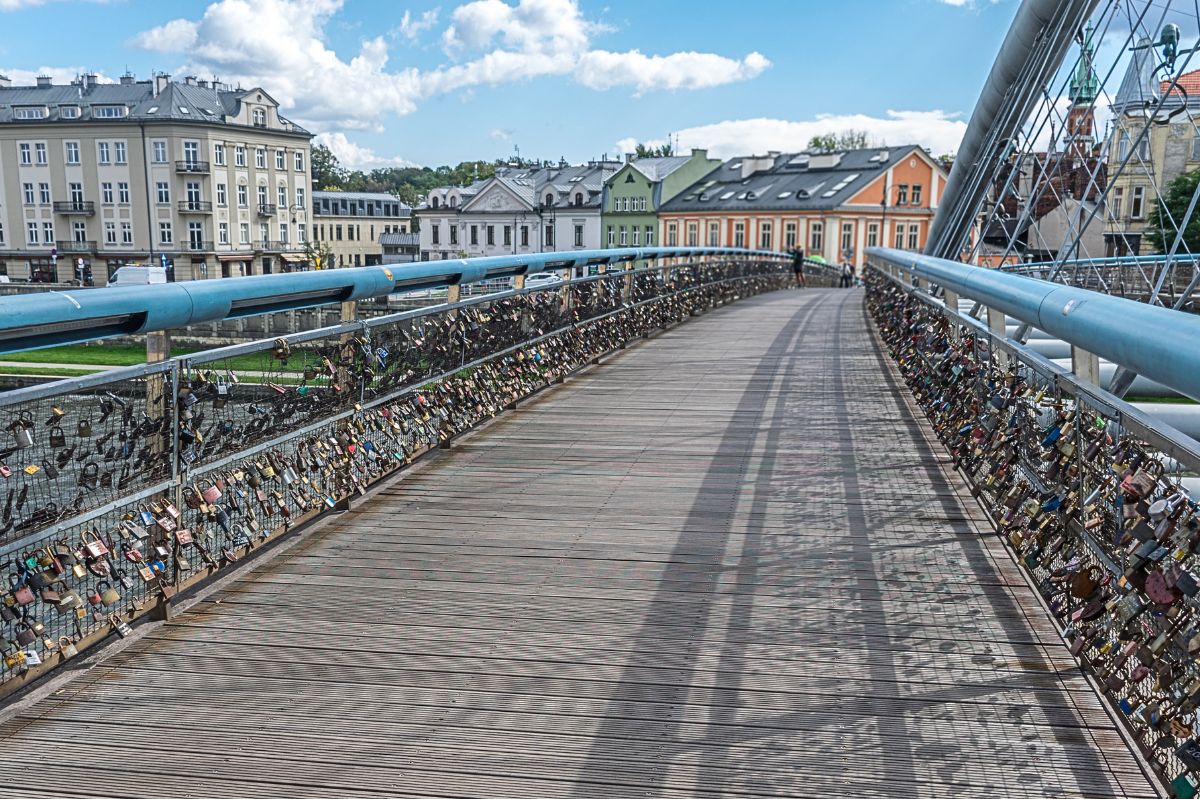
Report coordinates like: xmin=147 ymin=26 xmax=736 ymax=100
xmin=396 ymin=7 xmax=439 ymax=40
xmin=0 ymin=66 xmax=114 ymax=85
xmin=490 ymin=127 xmax=514 ymax=141
xmin=0 ymin=0 xmax=48 ymax=9
xmin=618 ymin=110 xmax=968 ymax=159
xmin=132 ymin=0 xmax=768 ymax=133
xmin=576 ymin=50 xmax=769 ymax=94
xmin=314 ymin=131 xmax=416 ymax=170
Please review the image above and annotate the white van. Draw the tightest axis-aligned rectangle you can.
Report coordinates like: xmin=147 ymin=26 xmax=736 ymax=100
xmin=107 ymin=266 xmax=168 ymax=287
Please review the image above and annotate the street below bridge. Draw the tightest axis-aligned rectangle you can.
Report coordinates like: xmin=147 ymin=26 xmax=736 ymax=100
xmin=0 ymin=287 xmax=1157 ymax=798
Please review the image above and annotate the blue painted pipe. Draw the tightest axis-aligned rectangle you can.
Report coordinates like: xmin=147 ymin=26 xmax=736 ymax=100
xmin=867 ymin=246 xmax=1200 ymax=402
xmin=0 ymin=247 xmax=785 ymax=353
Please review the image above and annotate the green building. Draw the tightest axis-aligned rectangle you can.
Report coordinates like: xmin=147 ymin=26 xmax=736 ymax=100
xmin=601 ymin=149 xmax=721 ymax=248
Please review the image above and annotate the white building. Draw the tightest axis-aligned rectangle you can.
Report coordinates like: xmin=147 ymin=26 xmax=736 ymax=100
xmin=415 ymin=160 xmax=620 ymax=263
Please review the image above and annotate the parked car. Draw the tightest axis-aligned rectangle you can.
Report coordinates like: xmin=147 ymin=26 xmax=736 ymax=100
xmin=525 ymin=272 xmax=564 ymax=290
xmin=107 ymin=266 xmax=168 ymax=287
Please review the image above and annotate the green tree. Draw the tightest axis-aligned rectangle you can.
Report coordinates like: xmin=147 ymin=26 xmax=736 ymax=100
xmin=634 ymin=142 xmax=674 ymax=158
xmin=1146 ymin=169 xmax=1200 ymax=254
xmin=311 ymin=143 xmax=347 ymax=190
xmin=807 ymin=130 xmax=875 ymax=152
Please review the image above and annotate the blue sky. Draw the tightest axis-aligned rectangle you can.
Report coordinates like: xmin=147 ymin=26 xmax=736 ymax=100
xmin=0 ymin=0 xmax=1019 ymax=168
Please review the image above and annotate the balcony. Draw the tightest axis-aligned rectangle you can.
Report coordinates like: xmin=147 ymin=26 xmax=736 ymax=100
xmin=53 ymin=201 xmax=95 ymax=215
xmin=258 ymin=240 xmax=295 ymax=251
xmin=257 ymin=203 xmax=278 ymax=217
xmin=185 ymin=240 xmax=214 ymax=252
xmin=55 ymin=240 xmax=95 ymax=253
xmin=178 ymin=200 xmax=213 ymax=213
xmin=175 ymin=160 xmax=210 ymax=174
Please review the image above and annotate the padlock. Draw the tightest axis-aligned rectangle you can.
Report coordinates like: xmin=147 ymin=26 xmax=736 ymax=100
xmin=48 ymin=426 xmax=66 ymax=448
xmin=76 ymin=419 xmax=92 ymax=438
xmin=200 ymin=481 xmax=222 ymax=504
xmin=109 ymin=614 xmax=133 ymax=638
xmin=79 ymin=462 xmax=99 ymax=489
xmin=97 ymin=581 xmax=120 ymax=606
xmin=58 ymin=636 xmax=78 ymax=660
xmin=40 ymin=459 xmax=58 ymax=480
xmin=81 ymin=529 xmax=109 ymax=559
xmin=14 ymin=621 xmax=35 ymax=646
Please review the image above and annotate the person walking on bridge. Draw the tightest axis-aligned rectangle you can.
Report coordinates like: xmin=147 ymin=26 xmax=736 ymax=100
xmin=840 ymin=261 xmax=855 ymax=288
xmin=791 ymin=248 xmax=806 ymax=288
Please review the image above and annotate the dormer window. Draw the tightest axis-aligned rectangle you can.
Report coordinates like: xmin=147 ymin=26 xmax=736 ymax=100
xmin=431 ymin=196 xmax=440 ymax=209
xmin=59 ymin=106 xmax=80 ymax=119
xmin=544 ymin=193 xmax=554 ymax=206
xmin=14 ymin=106 xmax=47 ymax=120
xmin=93 ymin=105 xmax=127 ymax=118
xmin=252 ymin=108 xmax=266 ymax=127
xmin=574 ymin=192 xmax=583 ymax=206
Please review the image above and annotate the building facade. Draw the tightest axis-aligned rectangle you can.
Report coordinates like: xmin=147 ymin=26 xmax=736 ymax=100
xmin=600 ymin=149 xmax=722 ymax=248
xmin=312 ymin=191 xmax=410 ymax=268
xmin=415 ymin=160 xmax=620 ymax=263
xmin=0 ymin=72 xmax=312 ymax=283
xmin=659 ymin=145 xmax=948 ymax=267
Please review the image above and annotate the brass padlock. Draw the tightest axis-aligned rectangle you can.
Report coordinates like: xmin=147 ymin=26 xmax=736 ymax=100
xmin=58 ymin=636 xmax=78 ymax=660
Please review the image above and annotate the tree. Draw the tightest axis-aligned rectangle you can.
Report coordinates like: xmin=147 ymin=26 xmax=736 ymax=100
xmin=302 ymin=236 xmax=335 ymax=270
xmin=807 ymin=130 xmax=875 ymax=152
xmin=1145 ymin=168 xmax=1200 ymax=254
xmin=634 ymin=142 xmax=674 ymax=158
xmin=311 ymin=144 xmax=347 ymax=190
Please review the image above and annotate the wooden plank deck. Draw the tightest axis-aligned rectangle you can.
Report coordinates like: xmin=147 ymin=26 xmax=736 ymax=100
xmin=0 ymin=288 xmax=1160 ymax=798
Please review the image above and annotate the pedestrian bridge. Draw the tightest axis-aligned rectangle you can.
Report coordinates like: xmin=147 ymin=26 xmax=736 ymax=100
xmin=0 ymin=284 xmax=1162 ymax=798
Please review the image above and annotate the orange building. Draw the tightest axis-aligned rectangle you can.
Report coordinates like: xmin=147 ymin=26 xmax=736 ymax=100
xmin=658 ymin=145 xmax=948 ymax=268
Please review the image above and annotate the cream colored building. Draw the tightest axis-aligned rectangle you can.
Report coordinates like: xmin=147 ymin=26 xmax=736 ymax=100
xmin=312 ymin=191 xmax=411 ymax=267
xmin=0 ymin=72 xmax=312 ymax=283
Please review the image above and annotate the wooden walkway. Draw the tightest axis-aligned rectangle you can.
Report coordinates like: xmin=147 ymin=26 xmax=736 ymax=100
xmin=1 ymin=289 xmax=1159 ymax=798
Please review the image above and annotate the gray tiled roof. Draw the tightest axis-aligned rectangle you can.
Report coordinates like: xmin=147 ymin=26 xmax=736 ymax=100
xmin=313 ymin=190 xmax=409 ymax=205
xmin=660 ymin=145 xmax=923 ymax=213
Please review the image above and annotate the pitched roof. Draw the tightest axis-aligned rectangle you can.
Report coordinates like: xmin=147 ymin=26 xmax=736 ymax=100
xmin=660 ymin=145 xmax=926 ymax=213
xmin=628 ymin=155 xmax=693 ymax=182
xmin=1161 ymin=69 xmax=1200 ymax=100
xmin=1113 ymin=37 xmax=1160 ymax=113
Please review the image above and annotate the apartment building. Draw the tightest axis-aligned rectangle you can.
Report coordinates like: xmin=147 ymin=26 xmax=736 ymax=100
xmin=312 ymin=191 xmax=411 ymax=267
xmin=0 ymin=71 xmax=312 ymax=283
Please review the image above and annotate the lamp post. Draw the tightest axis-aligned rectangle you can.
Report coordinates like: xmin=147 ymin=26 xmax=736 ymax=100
xmin=288 ymin=204 xmax=307 ymax=270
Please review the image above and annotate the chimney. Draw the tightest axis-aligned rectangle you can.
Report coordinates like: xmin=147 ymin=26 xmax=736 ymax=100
xmin=197 ymin=79 xmax=209 ymax=89
xmin=625 ymin=153 xmax=634 ymax=163
xmin=120 ymin=73 xmax=135 ymax=86
xmin=84 ymin=73 xmax=98 ymax=89
xmin=153 ymin=73 xmax=170 ymax=96
xmin=36 ymin=75 xmax=52 ymax=88
xmin=184 ymin=75 xmax=197 ymax=86
xmin=0 ymin=75 xmax=10 ymax=89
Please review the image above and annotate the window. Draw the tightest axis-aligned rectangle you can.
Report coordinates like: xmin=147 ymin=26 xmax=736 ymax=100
xmin=431 ymin=197 xmax=439 ymax=209
xmin=159 ymin=222 xmax=173 ymax=244
xmin=252 ymin=108 xmax=266 ymax=127
xmin=810 ymin=222 xmax=824 ymax=251
xmin=574 ymin=224 xmax=583 ymax=247
xmin=687 ymin=222 xmax=698 ymax=246
xmin=470 ymin=225 xmax=478 ymax=246
xmin=574 ymin=192 xmax=583 ymax=206
xmin=69 ymin=182 xmax=83 ymax=204
xmin=18 ymin=144 xmax=31 ymax=165
xmin=0 ymin=221 xmax=7 ymax=245
xmin=545 ymin=224 xmax=554 ymax=247
xmin=72 ymin=221 xmax=87 ymax=243
xmin=189 ymin=222 xmax=204 ymax=249
xmin=255 ymin=148 xmax=266 ymax=169
xmin=620 ymin=226 xmax=628 ymax=246
xmin=295 ymin=151 xmax=304 ymax=172
xmin=503 ymin=225 xmax=511 ymax=246
xmin=27 ymin=223 xmax=38 ymax=245
xmin=633 ymin=226 xmax=641 ymax=246
xmin=261 ymin=223 xmax=271 ymax=244
xmin=22 ymin=183 xmax=33 ymax=205
xmin=152 ymin=141 xmax=167 ymax=163
xmin=217 ymin=183 xmax=227 ymax=206
xmin=102 ymin=182 xmax=113 ymax=204
xmin=520 ymin=226 xmax=528 ymax=247
xmin=1193 ymin=136 xmax=1200 ymax=161
xmin=275 ymin=150 xmax=285 ymax=170
xmin=841 ymin=222 xmax=853 ymax=254
xmin=544 ymin=193 xmax=554 ymax=206
xmin=219 ymin=222 xmax=229 ymax=245
xmin=911 ymin=185 xmax=922 ymax=206
xmin=279 ymin=222 xmax=289 ymax=245
xmin=239 ymin=222 xmax=250 ymax=244
xmin=156 ymin=182 xmax=170 ymax=204
xmin=784 ymin=222 xmax=797 ymax=249
xmin=1131 ymin=186 xmax=1146 ymax=219
xmin=214 ymin=144 xmax=226 ymax=166
xmin=347 ymin=225 xmax=355 ymax=241
xmin=14 ymin=107 xmax=45 ymax=120
xmin=431 ymin=224 xmax=440 ymax=245
xmin=867 ymin=222 xmax=878 ymax=248
xmin=257 ymin=185 xmax=268 ymax=207
xmin=894 ymin=223 xmax=906 ymax=249
xmin=60 ymin=106 xmax=79 ymax=119
xmin=733 ymin=222 xmax=745 ymax=248
xmin=118 ymin=182 xmax=129 ymax=204
xmin=238 ymin=185 xmax=248 ymax=208
xmin=235 ymin=146 xmax=246 ymax=167
xmin=98 ymin=142 xmax=110 ymax=164
xmin=35 ymin=143 xmax=47 ymax=165
xmin=710 ymin=222 xmax=721 ymax=247
xmin=93 ymin=105 xmax=126 ymax=118
xmin=65 ymin=141 xmax=80 ymax=165
xmin=896 ymin=184 xmax=908 ymax=205
xmin=38 ymin=183 xmax=50 ymax=205
xmin=449 ymin=226 xmax=458 ymax=245
xmin=1111 ymin=187 xmax=1124 ymax=220
xmin=114 ymin=141 xmax=127 ymax=164
xmin=667 ymin=223 xmax=678 ymax=246
xmin=298 ymin=223 xmax=306 ymax=243
xmin=278 ymin=186 xmax=287 ymax=208
xmin=608 ymin=226 xmax=616 ymax=247
xmin=186 ymin=182 xmax=201 ymax=205
xmin=121 ymin=222 xmax=132 ymax=245
xmin=486 ymin=225 xmax=495 ymax=246
xmin=42 ymin=222 xmax=53 ymax=244
xmin=907 ymin=224 xmax=920 ymax=250
xmin=645 ymin=226 xmax=654 ymax=246
xmin=295 ymin=188 xmax=305 ymax=209
xmin=760 ymin=222 xmax=773 ymax=249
